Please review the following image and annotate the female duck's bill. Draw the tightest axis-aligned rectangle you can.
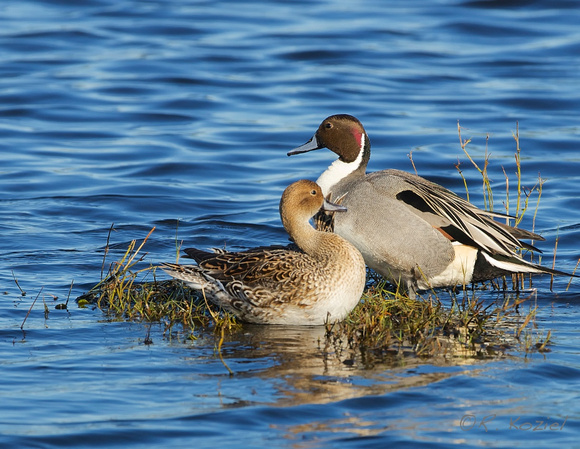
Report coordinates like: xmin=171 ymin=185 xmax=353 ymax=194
xmin=161 ymin=179 xmax=366 ymax=325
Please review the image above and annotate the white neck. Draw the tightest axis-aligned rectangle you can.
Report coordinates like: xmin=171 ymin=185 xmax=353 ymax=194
xmin=316 ymin=134 xmax=365 ymax=197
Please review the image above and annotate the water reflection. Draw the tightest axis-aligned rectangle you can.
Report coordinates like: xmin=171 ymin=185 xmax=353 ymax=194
xmin=202 ymin=324 xmax=489 ymax=408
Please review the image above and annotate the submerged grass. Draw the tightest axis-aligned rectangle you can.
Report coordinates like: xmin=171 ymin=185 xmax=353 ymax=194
xmin=78 ymin=124 xmax=557 ymax=363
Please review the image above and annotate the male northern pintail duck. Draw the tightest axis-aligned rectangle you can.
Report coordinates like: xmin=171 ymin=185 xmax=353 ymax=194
xmin=288 ymin=114 xmax=572 ymax=298
xmin=161 ymin=179 xmax=366 ymax=325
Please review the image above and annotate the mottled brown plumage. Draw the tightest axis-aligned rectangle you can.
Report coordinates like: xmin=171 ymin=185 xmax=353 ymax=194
xmin=161 ymin=180 xmax=366 ymax=325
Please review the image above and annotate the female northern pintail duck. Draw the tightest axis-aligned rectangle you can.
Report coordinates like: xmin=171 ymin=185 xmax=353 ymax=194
xmin=161 ymin=179 xmax=366 ymax=325
xmin=288 ymin=114 xmax=571 ymax=298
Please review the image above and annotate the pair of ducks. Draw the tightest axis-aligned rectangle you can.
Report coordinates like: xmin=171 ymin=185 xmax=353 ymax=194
xmin=163 ymin=115 xmax=571 ymax=325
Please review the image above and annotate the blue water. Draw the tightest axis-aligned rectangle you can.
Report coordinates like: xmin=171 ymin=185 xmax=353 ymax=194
xmin=2 ymin=0 xmax=580 ymax=447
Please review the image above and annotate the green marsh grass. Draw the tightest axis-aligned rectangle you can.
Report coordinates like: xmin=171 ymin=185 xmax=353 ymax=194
xmin=80 ymin=124 xmax=559 ymax=363
xmin=78 ymin=225 xmax=239 ymax=341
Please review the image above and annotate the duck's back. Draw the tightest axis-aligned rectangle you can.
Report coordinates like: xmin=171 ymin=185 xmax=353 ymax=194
xmin=184 ymin=240 xmax=365 ymax=325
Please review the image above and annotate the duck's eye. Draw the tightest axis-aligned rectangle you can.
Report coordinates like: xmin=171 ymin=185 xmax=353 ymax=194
xmin=325 ymin=122 xmax=332 ymax=129
xmin=311 ymin=189 xmax=317 ymax=196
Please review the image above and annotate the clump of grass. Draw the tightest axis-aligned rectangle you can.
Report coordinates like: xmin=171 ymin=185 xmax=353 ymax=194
xmin=78 ymin=227 xmax=548 ymax=363
xmin=81 ymin=228 xmax=546 ymax=360
xmin=78 ymin=225 xmax=238 ymax=341
xmin=324 ymin=274 xmax=549 ymax=366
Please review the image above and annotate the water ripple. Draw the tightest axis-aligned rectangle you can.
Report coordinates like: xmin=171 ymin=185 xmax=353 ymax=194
xmin=1 ymin=0 xmax=580 ymax=447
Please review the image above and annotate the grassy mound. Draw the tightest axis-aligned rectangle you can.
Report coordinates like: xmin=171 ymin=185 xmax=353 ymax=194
xmin=78 ymin=123 xmax=564 ymax=361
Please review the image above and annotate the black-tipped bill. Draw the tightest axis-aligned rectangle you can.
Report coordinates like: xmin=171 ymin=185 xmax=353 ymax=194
xmin=322 ymin=198 xmax=347 ymax=213
xmin=287 ymin=135 xmax=322 ymax=156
